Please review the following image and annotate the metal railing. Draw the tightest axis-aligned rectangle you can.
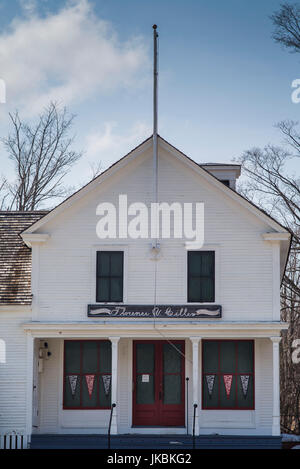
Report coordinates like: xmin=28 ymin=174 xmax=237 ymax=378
xmin=108 ymin=403 xmax=116 ymax=449
xmin=186 ymin=377 xmax=189 ymax=435
xmin=192 ymin=404 xmax=197 ymax=450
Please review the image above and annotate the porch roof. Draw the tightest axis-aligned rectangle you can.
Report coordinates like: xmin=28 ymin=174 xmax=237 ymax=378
xmin=22 ymin=320 xmax=288 ymax=338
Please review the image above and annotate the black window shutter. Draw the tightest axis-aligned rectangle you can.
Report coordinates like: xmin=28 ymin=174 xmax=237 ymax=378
xmin=188 ymin=251 xmax=215 ymax=302
xmin=96 ymin=251 xmax=124 ymax=302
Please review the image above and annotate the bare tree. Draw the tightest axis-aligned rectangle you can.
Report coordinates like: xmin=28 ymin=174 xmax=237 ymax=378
xmin=236 ymin=121 xmax=300 ymax=433
xmin=271 ymin=3 xmax=300 ymax=53
xmin=1 ymin=102 xmax=82 ymax=211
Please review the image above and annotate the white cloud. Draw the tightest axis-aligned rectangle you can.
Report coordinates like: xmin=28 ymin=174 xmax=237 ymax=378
xmin=85 ymin=121 xmax=151 ymax=171
xmin=0 ymin=0 xmax=149 ymax=115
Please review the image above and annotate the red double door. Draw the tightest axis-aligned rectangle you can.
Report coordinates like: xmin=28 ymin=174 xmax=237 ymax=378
xmin=132 ymin=340 xmax=185 ymax=427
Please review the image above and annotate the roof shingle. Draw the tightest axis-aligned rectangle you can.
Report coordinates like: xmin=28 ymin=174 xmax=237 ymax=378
xmin=0 ymin=211 xmax=47 ymax=305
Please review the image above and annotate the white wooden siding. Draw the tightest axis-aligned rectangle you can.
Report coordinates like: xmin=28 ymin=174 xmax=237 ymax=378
xmin=35 ymin=146 xmax=273 ymax=322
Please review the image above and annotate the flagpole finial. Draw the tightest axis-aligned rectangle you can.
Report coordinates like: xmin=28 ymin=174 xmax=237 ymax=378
xmin=153 ymin=24 xmax=157 ymax=30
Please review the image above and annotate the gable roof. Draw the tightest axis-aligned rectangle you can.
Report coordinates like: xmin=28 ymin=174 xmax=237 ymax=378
xmin=0 ymin=211 xmax=47 ymax=305
xmin=21 ymin=135 xmax=291 ymax=237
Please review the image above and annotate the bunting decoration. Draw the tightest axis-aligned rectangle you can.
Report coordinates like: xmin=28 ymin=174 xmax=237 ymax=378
xmin=85 ymin=375 xmax=95 ymax=398
xmin=102 ymin=375 xmax=111 ymax=396
xmin=223 ymin=374 xmax=233 ymax=399
xmin=205 ymin=375 xmax=215 ymax=398
xmin=240 ymin=375 xmax=250 ymax=398
xmin=68 ymin=375 xmax=78 ymax=398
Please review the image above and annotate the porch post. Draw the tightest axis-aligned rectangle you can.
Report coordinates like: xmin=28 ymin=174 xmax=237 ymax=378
xmin=271 ymin=336 xmax=281 ymax=436
xmin=109 ymin=337 xmax=120 ymax=435
xmin=25 ymin=332 xmax=34 ymax=447
xmin=190 ymin=337 xmax=201 ymax=436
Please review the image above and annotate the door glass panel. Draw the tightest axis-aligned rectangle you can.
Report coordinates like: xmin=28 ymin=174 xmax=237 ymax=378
xmin=136 ymin=343 xmax=154 ymax=373
xmin=163 ymin=343 xmax=182 ymax=373
xmin=136 ymin=374 xmax=155 ymax=404
xmin=163 ymin=375 xmax=181 ymax=404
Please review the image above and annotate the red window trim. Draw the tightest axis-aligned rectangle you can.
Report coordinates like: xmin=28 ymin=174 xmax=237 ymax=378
xmin=202 ymin=339 xmax=255 ymax=410
xmin=63 ymin=339 xmax=111 ymax=410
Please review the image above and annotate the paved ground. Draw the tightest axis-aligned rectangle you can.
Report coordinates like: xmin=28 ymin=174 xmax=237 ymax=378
xmin=30 ymin=434 xmax=282 ymax=450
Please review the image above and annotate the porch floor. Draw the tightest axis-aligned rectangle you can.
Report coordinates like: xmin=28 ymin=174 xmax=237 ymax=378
xmin=30 ymin=434 xmax=282 ymax=450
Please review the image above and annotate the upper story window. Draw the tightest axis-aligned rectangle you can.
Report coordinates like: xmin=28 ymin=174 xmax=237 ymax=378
xmin=96 ymin=251 xmax=124 ymax=302
xmin=220 ymin=179 xmax=230 ymax=187
xmin=202 ymin=340 xmax=254 ymax=410
xmin=187 ymin=251 xmax=215 ymax=302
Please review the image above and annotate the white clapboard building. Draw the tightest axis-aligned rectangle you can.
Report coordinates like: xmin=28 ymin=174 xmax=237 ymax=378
xmin=0 ymin=134 xmax=291 ymax=447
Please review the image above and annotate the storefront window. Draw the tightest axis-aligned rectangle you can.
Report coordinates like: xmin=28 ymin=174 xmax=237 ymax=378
xmin=64 ymin=340 xmax=111 ymax=409
xmin=202 ymin=340 xmax=254 ymax=409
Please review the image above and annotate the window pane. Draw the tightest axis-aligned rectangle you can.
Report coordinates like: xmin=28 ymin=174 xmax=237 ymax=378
xmin=200 ymin=252 xmax=214 ymax=276
xmin=203 ymin=374 xmax=219 ymax=408
xmin=136 ymin=374 xmax=155 ymax=404
xmin=237 ymin=375 xmax=254 ymax=408
xmin=136 ymin=343 xmax=154 ymax=373
xmin=203 ymin=341 xmax=218 ymax=373
xmin=220 ymin=341 xmax=236 ymax=373
xmin=82 ymin=341 xmax=98 ymax=374
xmin=110 ymin=252 xmax=123 ymax=276
xmin=188 ymin=277 xmax=201 ymax=302
xmin=163 ymin=343 xmax=182 ymax=373
xmin=82 ymin=375 xmax=98 ymax=408
xmin=200 ymin=277 xmax=214 ymax=302
xmin=64 ymin=375 xmax=80 ymax=408
xmin=220 ymin=374 xmax=236 ymax=408
xmin=188 ymin=252 xmax=201 ymax=276
xmin=99 ymin=375 xmax=111 ymax=407
xmin=237 ymin=341 xmax=253 ymax=373
xmin=99 ymin=341 xmax=111 ymax=373
xmin=110 ymin=277 xmax=123 ymax=302
xmin=98 ymin=252 xmax=110 ymax=276
xmin=65 ymin=341 xmax=80 ymax=373
xmin=163 ymin=375 xmax=181 ymax=404
xmin=97 ymin=277 xmax=109 ymax=302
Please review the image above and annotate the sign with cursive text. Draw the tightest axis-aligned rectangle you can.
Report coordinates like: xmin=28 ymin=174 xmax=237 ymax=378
xmin=87 ymin=304 xmax=222 ymax=319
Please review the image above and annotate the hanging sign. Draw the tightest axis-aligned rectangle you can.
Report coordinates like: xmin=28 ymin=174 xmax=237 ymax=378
xmin=88 ymin=304 xmax=221 ymax=319
xmin=102 ymin=375 xmax=111 ymax=396
xmin=142 ymin=374 xmax=150 ymax=383
xmin=68 ymin=375 xmax=78 ymax=398
xmin=240 ymin=375 xmax=250 ymax=398
xmin=223 ymin=374 xmax=233 ymax=398
xmin=205 ymin=375 xmax=215 ymax=398
xmin=85 ymin=375 xmax=95 ymax=398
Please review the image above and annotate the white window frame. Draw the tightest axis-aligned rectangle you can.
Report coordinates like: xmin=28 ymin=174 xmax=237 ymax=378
xmin=90 ymin=244 xmax=128 ymax=304
xmin=184 ymin=243 xmax=220 ymax=305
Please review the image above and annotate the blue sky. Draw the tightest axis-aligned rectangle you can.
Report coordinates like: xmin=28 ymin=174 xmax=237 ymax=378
xmin=0 ymin=0 xmax=299 ymax=189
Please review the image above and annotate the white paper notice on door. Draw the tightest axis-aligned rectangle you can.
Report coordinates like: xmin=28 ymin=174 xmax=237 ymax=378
xmin=142 ymin=374 xmax=150 ymax=383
